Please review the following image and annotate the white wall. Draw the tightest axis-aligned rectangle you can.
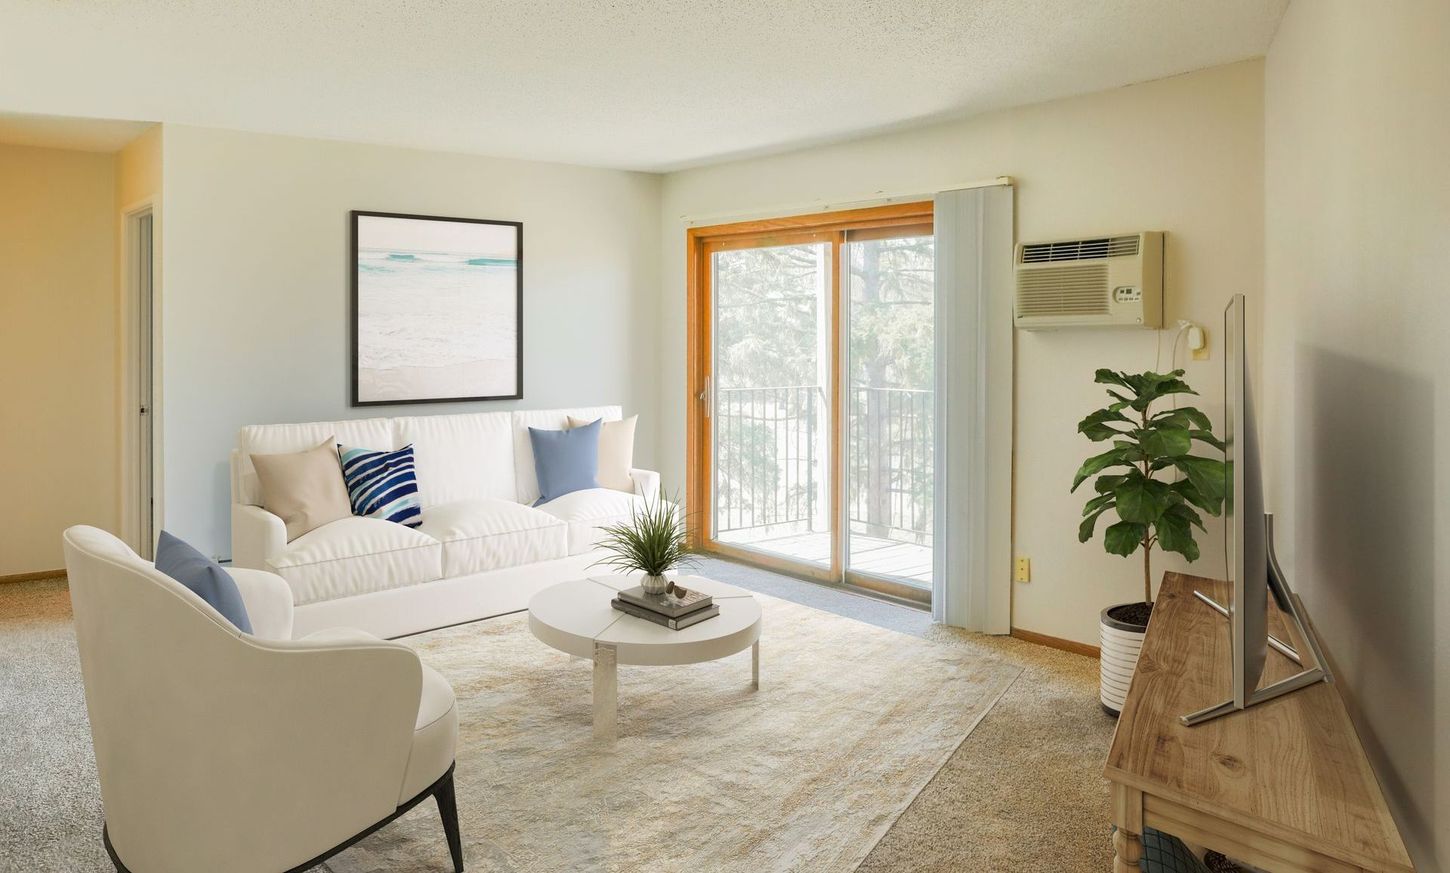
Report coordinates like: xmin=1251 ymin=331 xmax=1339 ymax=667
xmin=0 ymin=144 xmax=118 ymax=573
xmin=159 ymin=125 xmax=661 ymax=558
xmin=659 ymin=61 xmax=1265 ymax=644
xmin=1264 ymin=2 xmax=1449 ymax=867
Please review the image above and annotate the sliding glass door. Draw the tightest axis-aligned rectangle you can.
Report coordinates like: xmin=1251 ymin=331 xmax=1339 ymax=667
xmin=844 ymin=228 xmax=934 ymax=591
xmin=689 ymin=204 xmax=934 ymax=602
xmin=709 ymin=235 xmax=835 ymax=575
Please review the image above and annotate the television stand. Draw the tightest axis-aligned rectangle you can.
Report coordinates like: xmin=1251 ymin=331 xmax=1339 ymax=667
xmin=1104 ymin=572 xmax=1414 ymax=873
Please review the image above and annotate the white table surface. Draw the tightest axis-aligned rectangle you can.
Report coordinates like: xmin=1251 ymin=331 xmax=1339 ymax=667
xmin=527 ymin=574 xmax=762 ymax=667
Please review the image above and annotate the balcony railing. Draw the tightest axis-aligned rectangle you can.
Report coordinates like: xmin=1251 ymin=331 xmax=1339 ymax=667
xmin=714 ymin=385 xmax=933 ymax=549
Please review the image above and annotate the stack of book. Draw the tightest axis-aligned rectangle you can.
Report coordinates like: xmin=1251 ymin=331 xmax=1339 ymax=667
xmin=612 ymin=584 xmax=719 ymax=630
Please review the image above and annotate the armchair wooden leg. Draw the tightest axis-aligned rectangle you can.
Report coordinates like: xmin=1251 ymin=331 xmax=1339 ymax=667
xmin=435 ymin=767 xmax=464 ymax=873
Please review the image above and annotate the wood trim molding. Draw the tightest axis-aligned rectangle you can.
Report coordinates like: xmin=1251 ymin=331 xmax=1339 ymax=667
xmin=1010 ymin=627 xmax=1101 ymax=658
xmin=684 ymin=200 xmax=934 ymax=566
xmin=1 ymin=568 xmax=65 ymax=584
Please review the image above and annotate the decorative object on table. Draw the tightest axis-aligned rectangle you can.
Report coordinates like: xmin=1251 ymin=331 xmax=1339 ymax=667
xmin=1071 ymin=368 xmax=1226 ymax=714
xmin=528 ymin=419 xmax=601 ymax=505
xmin=351 ymin=210 xmax=522 ymax=405
xmin=611 ymin=597 xmax=721 ymax=630
xmin=337 ymin=443 xmax=422 ymax=527
xmin=592 ymin=492 xmax=692 ymax=595
xmin=567 ymin=414 xmax=638 ymax=492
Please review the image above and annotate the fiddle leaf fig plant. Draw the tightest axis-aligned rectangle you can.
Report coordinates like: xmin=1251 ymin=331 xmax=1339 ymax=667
xmin=1072 ymin=369 xmax=1227 ymax=605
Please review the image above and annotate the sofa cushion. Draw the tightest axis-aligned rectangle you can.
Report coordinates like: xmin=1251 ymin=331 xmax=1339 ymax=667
xmin=266 ymin=516 xmax=443 ymax=605
xmin=237 ymin=417 xmax=395 ymax=506
xmin=414 ymin=499 xmax=568 ymax=577
xmin=534 ymin=487 xmax=653 ymax=556
xmin=338 ymin=443 xmax=422 ymax=527
xmin=154 ymin=530 xmax=253 ymax=633
xmin=512 ymin=406 xmax=621 ymax=505
xmin=395 ymin=412 xmax=515 ymax=508
xmin=568 ymin=414 xmax=637 ymax=493
xmin=529 ymin=419 xmax=601 ymax=505
xmin=249 ymin=437 xmax=354 ymax=541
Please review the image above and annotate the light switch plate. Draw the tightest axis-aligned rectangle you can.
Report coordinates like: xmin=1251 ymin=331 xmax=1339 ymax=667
xmin=1014 ymin=557 xmax=1031 ymax=583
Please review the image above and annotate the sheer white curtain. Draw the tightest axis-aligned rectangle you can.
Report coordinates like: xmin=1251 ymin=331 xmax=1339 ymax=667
xmin=932 ymin=185 xmax=1014 ymax=631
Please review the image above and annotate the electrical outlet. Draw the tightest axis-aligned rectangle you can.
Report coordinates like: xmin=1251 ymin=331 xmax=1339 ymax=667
xmin=1014 ymin=557 xmax=1031 ymax=583
xmin=1192 ymin=340 xmax=1210 ymax=361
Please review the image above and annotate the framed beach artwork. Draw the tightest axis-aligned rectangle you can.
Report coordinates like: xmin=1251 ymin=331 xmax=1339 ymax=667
xmin=350 ymin=210 xmax=523 ymax=405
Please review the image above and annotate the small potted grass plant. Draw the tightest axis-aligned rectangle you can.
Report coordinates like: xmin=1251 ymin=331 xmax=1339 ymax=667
xmin=592 ymin=494 xmax=693 ymax=594
xmin=1072 ymin=369 xmax=1226 ymax=714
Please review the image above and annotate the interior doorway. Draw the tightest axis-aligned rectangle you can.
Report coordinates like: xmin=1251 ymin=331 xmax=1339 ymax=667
xmin=123 ymin=205 xmax=156 ymax=559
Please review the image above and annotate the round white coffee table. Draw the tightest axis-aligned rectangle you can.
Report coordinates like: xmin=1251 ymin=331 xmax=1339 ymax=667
xmin=527 ymin=575 xmax=762 ymax=741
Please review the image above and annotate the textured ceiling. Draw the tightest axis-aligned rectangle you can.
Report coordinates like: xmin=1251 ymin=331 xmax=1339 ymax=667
xmin=0 ymin=1 xmax=1286 ymax=171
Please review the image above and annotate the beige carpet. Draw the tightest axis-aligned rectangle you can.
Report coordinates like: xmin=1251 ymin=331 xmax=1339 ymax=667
xmin=323 ymin=594 xmax=1022 ymax=872
xmin=1 ymin=577 xmax=1115 ymax=872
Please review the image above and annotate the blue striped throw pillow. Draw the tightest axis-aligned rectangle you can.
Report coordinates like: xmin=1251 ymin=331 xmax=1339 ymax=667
xmin=337 ymin=443 xmax=422 ymax=527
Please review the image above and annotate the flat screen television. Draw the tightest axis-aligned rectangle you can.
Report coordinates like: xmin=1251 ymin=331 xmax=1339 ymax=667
xmin=1179 ymin=294 xmax=1331 ymax=727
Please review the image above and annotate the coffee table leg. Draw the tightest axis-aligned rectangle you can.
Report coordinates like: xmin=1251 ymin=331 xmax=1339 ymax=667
xmin=593 ymin=642 xmax=617 ymax=741
xmin=751 ymin=641 xmax=760 ymax=690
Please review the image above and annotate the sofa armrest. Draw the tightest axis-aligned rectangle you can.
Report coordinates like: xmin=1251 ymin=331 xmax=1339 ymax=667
xmin=227 ymin=567 xmax=295 ymax=641
xmin=629 ymin=468 xmax=661 ymax=500
xmin=232 ymin=503 xmax=286 ymax=571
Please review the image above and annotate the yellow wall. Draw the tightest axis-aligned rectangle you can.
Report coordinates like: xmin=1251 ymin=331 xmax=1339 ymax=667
xmin=659 ymin=60 xmax=1265 ymax=644
xmin=0 ymin=144 xmax=119 ymax=574
xmin=1264 ymin=1 xmax=1449 ymax=866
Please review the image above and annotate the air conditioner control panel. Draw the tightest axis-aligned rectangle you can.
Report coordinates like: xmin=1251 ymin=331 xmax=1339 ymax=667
xmin=1112 ymin=286 xmax=1142 ymax=303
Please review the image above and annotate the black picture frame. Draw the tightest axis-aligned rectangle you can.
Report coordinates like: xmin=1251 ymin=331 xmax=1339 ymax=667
xmin=350 ymin=210 xmax=523 ymax=406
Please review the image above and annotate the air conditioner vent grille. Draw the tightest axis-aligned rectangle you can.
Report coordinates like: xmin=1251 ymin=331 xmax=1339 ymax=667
xmin=1020 ymin=235 xmax=1141 ymax=263
xmin=1016 ymin=264 xmax=1109 ymax=316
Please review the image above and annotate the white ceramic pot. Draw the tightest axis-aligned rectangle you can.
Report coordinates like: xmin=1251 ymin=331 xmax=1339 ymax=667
xmin=641 ymin=574 xmax=670 ymax=595
xmin=1099 ymin=604 xmax=1150 ymax=715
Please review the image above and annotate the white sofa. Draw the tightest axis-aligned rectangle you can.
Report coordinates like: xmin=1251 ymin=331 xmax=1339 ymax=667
xmin=231 ymin=405 xmax=660 ymax=639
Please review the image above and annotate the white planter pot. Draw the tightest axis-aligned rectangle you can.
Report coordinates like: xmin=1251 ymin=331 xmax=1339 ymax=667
xmin=1099 ymin=604 xmax=1150 ymax=715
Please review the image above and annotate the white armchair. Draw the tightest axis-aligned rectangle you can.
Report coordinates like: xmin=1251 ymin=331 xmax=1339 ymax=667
xmin=62 ymin=526 xmax=463 ymax=873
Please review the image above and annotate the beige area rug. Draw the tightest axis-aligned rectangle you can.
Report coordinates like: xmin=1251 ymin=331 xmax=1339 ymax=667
xmin=322 ymin=594 xmax=1023 ymax=873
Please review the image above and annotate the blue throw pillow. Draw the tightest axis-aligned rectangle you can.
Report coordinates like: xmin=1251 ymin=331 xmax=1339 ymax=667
xmin=154 ymin=531 xmax=253 ymax=633
xmin=337 ymin=443 xmax=423 ymax=527
xmin=529 ymin=418 xmax=601 ymax=505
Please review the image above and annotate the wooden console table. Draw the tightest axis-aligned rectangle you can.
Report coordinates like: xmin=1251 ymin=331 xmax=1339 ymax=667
xmin=1104 ymin=572 xmax=1414 ymax=873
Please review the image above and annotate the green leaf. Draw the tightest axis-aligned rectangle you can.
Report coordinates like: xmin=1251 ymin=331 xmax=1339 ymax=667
xmin=1082 ymin=493 xmax=1115 ymax=516
xmin=1094 ymin=474 xmax=1127 ymax=494
xmin=1114 ymin=477 xmax=1172 ymax=524
xmin=1174 ymin=455 xmax=1228 ymax=505
xmin=1095 ymin=369 xmax=1133 ymax=391
xmin=1103 ymin=521 xmax=1148 ymax=556
xmin=1071 ymin=446 xmax=1134 ymax=492
xmin=1079 ymin=508 xmax=1111 ymax=543
xmin=1156 ymin=406 xmax=1212 ymax=430
xmin=1140 ymin=426 xmax=1192 ymax=458
xmin=1156 ymin=511 xmax=1201 ymax=561
xmin=1078 ymin=408 xmax=1132 ymax=440
xmin=1170 ymin=478 xmax=1221 ymax=516
xmin=1166 ymin=501 xmax=1205 ymax=531
xmin=1080 ymin=422 xmax=1126 ymax=441
xmin=1190 ymin=429 xmax=1226 ymax=451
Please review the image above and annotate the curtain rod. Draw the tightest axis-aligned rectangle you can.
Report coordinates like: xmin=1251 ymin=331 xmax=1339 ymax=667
xmin=678 ymin=176 xmax=1013 ymax=227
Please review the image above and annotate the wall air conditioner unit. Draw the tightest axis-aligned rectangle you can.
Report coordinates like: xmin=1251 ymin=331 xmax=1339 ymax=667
xmin=1014 ymin=231 xmax=1163 ymax=329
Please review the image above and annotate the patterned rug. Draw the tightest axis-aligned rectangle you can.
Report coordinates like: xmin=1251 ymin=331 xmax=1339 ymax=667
xmin=319 ymin=593 xmax=1022 ymax=872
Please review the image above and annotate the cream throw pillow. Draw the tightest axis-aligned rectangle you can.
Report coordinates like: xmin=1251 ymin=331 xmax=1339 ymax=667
xmin=567 ymin=415 xmax=637 ymax=493
xmin=250 ymin=437 xmax=353 ymax=541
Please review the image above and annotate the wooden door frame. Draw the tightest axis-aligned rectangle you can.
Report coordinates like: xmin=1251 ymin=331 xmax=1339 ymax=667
xmin=685 ymin=201 xmax=934 ymax=589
